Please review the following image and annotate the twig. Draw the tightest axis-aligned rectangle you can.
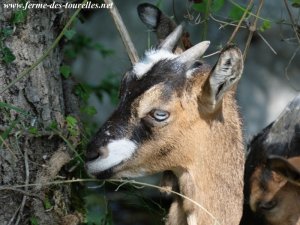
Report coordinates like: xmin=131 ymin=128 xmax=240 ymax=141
xmin=87 ymin=181 xmax=106 ymax=189
xmin=210 ymin=14 xmax=247 ymax=29
xmin=0 ymin=0 xmax=89 ymax=95
xmin=14 ymin=141 xmax=30 ymax=225
xmin=0 ymin=135 xmax=17 ymax=160
xmin=243 ymin=0 xmax=264 ymax=61
xmin=283 ymin=0 xmax=300 ymax=44
xmin=103 ymin=0 xmax=139 ymax=64
xmin=285 ymin=46 xmax=300 ymax=91
xmin=256 ymin=32 xmax=277 ymax=55
xmin=0 ymin=125 xmax=56 ymax=138
xmin=229 ymin=0 xmax=271 ymax=22
xmin=52 ymin=130 xmax=84 ymax=163
xmin=6 ymin=204 xmax=21 ymax=225
xmin=0 ymin=187 xmax=41 ymax=200
xmin=1 ymin=178 xmax=221 ymax=225
xmin=109 ymin=179 xmax=221 ymax=225
xmin=227 ymin=0 xmax=254 ymax=44
xmin=203 ymin=50 xmax=221 ymax=58
xmin=114 ymin=180 xmax=130 ymax=191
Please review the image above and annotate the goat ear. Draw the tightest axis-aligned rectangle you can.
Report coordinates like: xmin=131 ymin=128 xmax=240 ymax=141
xmin=201 ymin=46 xmax=243 ymax=113
xmin=267 ymin=155 xmax=300 ymax=186
xmin=137 ymin=3 xmax=161 ymax=30
xmin=137 ymin=3 xmax=176 ymax=42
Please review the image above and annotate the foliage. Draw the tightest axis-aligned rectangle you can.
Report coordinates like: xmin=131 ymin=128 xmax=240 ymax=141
xmin=0 ymin=0 xmax=27 ymax=64
xmin=29 ymin=217 xmax=39 ymax=225
xmin=291 ymin=0 xmax=300 ymax=8
xmin=1 ymin=0 xmax=300 ymax=224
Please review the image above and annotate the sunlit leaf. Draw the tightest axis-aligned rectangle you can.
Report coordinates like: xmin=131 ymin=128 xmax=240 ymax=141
xmin=260 ymin=20 xmax=271 ymax=32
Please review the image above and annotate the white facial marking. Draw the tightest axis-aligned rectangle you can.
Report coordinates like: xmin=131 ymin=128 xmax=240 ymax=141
xmin=87 ymin=138 xmax=137 ymax=174
xmin=133 ymin=49 xmax=177 ymax=79
xmin=187 ymin=214 xmax=197 ymax=225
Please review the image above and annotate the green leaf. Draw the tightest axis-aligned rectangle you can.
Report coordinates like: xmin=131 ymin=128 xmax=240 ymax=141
xmin=192 ymin=2 xmax=207 ymax=13
xmin=28 ymin=127 xmax=38 ymax=135
xmin=66 ymin=115 xmax=77 ymax=127
xmin=11 ymin=9 xmax=27 ymax=24
xmin=59 ymin=65 xmax=72 ymax=79
xmin=30 ymin=217 xmax=39 ymax=225
xmin=0 ymin=119 xmax=19 ymax=146
xmin=64 ymin=46 xmax=77 ymax=59
xmin=84 ymin=193 xmax=112 ymax=225
xmin=66 ymin=115 xmax=79 ymax=137
xmin=92 ymin=43 xmax=114 ymax=57
xmin=229 ymin=5 xmax=243 ymax=20
xmin=48 ymin=121 xmax=58 ymax=130
xmin=211 ymin=0 xmax=224 ymax=12
xmin=64 ymin=29 xmax=77 ymax=40
xmin=74 ymin=84 xmax=91 ymax=103
xmin=43 ymin=197 xmax=52 ymax=210
xmin=192 ymin=0 xmax=224 ymax=13
xmin=1 ymin=47 xmax=16 ymax=64
xmin=1 ymin=28 xmax=14 ymax=38
xmin=0 ymin=101 xmax=30 ymax=115
xmin=292 ymin=0 xmax=300 ymax=7
xmin=81 ymin=106 xmax=97 ymax=116
xmin=260 ymin=20 xmax=271 ymax=32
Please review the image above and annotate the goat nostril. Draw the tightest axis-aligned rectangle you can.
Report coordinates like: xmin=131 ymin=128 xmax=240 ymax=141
xmin=86 ymin=150 xmax=100 ymax=162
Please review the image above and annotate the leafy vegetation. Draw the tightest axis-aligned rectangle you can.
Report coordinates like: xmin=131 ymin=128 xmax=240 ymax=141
xmin=0 ymin=0 xmax=27 ymax=64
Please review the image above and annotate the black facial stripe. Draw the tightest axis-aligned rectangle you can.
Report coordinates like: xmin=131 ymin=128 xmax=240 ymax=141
xmin=87 ymin=59 xmax=188 ymax=159
xmin=130 ymin=120 xmax=153 ymax=144
xmin=121 ymin=59 xmax=187 ymax=105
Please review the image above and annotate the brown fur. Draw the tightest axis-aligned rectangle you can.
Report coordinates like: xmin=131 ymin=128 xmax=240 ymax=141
xmin=86 ymin=4 xmax=245 ymax=225
xmin=111 ymin=70 xmax=244 ymax=225
xmin=249 ymin=157 xmax=300 ymax=225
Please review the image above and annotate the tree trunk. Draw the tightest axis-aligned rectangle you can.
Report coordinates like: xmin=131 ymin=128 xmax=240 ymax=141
xmin=0 ymin=1 xmax=80 ymax=224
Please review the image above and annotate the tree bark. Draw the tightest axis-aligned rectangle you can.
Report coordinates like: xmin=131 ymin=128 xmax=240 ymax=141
xmin=0 ymin=1 xmax=80 ymax=224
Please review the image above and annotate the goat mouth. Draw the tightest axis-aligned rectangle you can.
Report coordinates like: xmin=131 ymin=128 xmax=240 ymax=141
xmin=94 ymin=168 xmax=114 ymax=179
xmin=85 ymin=160 xmax=119 ymax=179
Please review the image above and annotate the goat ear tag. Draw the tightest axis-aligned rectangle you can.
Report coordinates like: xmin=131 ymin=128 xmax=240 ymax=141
xmin=202 ymin=46 xmax=243 ymax=112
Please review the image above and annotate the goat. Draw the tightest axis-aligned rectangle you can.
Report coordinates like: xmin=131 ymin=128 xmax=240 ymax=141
xmin=240 ymin=95 xmax=300 ymax=225
xmin=85 ymin=3 xmax=245 ymax=225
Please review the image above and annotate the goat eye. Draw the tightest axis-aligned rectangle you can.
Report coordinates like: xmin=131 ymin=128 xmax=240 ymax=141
xmin=150 ymin=109 xmax=170 ymax=122
xmin=258 ymin=200 xmax=277 ymax=211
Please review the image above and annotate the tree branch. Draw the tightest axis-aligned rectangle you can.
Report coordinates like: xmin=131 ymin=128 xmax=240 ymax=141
xmin=103 ymin=0 xmax=139 ymax=64
xmin=227 ymin=0 xmax=254 ymax=44
xmin=243 ymin=0 xmax=264 ymax=61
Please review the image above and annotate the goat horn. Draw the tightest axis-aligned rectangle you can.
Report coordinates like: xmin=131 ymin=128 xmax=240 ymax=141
xmin=178 ymin=41 xmax=210 ymax=62
xmin=159 ymin=24 xmax=184 ymax=51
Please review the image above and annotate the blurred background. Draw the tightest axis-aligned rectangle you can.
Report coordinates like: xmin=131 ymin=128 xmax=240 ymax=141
xmin=65 ymin=0 xmax=300 ymax=224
